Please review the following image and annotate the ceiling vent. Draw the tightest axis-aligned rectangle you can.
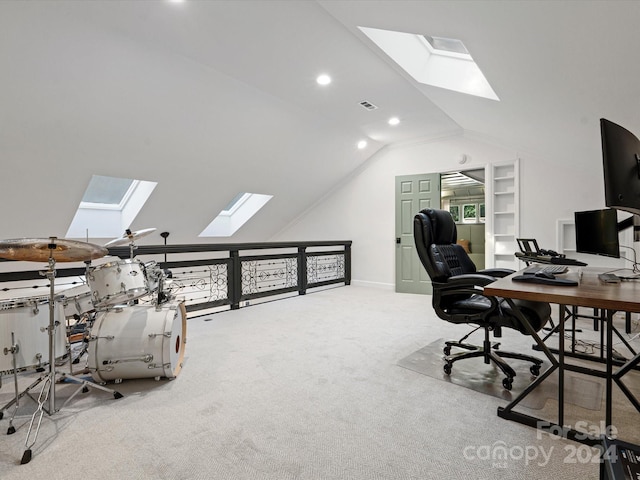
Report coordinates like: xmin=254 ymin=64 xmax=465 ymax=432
xmin=359 ymin=100 xmax=378 ymax=111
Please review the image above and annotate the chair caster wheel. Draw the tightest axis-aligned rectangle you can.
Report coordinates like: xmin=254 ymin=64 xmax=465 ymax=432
xmin=443 ymin=346 xmax=451 ymax=356
xmin=530 ymin=364 xmax=541 ymax=376
xmin=502 ymin=377 xmax=513 ymax=391
xmin=443 ymin=363 xmax=452 ymax=375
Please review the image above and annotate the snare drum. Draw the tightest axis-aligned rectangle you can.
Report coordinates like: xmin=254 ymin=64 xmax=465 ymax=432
xmin=87 ymin=259 xmax=149 ymax=308
xmin=87 ymin=301 xmax=187 ymax=383
xmin=61 ymin=284 xmax=95 ymax=318
xmin=0 ymin=297 xmax=67 ymax=374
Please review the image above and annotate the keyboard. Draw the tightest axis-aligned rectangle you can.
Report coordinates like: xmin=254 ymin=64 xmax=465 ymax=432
xmin=523 ymin=264 xmax=569 ymax=275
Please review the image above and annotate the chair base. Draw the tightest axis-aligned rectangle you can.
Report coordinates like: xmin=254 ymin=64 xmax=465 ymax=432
xmin=443 ymin=333 xmax=543 ymax=391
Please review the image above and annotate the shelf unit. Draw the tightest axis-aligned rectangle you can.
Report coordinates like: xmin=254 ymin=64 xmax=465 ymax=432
xmin=485 ymin=159 xmax=519 ymax=269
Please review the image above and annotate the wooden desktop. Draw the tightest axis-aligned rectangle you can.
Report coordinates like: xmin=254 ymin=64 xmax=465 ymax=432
xmin=484 ymin=267 xmax=640 ymax=445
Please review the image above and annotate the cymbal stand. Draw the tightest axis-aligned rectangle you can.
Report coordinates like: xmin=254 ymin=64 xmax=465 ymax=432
xmin=18 ymin=244 xmax=123 ymax=465
xmin=14 ymin=254 xmax=58 ymax=464
xmin=128 ymin=239 xmax=137 ymax=260
xmin=20 ymin=371 xmax=52 ymax=464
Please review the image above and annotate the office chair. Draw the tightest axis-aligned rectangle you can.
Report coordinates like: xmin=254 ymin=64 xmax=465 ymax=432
xmin=413 ymin=208 xmax=551 ymax=390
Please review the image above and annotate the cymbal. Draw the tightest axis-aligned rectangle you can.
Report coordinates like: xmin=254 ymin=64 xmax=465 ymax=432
xmin=0 ymin=238 xmax=109 ymax=263
xmin=104 ymin=228 xmax=157 ymax=247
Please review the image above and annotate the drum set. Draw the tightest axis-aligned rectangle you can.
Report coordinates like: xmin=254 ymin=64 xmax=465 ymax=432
xmin=0 ymin=230 xmax=187 ymax=464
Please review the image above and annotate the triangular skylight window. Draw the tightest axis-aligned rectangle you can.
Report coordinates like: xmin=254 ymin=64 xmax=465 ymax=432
xmin=200 ymin=193 xmax=272 ymax=237
xmin=66 ymin=175 xmax=157 ymax=239
xmin=359 ymin=27 xmax=499 ymax=101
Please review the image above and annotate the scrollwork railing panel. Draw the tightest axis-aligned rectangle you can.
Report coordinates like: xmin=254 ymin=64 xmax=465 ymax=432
xmin=241 ymin=258 xmax=298 ymax=295
xmin=307 ymin=254 xmax=345 ymax=285
xmin=166 ymin=263 xmax=228 ymax=306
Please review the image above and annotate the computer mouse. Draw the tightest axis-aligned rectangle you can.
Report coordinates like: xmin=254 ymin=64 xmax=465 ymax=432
xmin=534 ymin=271 xmax=556 ymax=279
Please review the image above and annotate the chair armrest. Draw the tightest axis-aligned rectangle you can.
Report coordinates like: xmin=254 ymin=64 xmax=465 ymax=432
xmin=445 ymin=273 xmax=497 ymax=288
xmin=433 ymin=274 xmax=501 ymax=322
xmin=478 ymin=268 xmax=514 ymax=278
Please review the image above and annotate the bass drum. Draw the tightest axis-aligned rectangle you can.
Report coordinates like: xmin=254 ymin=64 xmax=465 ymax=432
xmin=87 ymin=301 xmax=187 ymax=383
xmin=0 ymin=297 xmax=67 ymax=375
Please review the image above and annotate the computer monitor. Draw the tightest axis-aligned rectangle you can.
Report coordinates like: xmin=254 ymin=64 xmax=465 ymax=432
xmin=574 ymin=208 xmax=620 ymax=258
xmin=601 ymin=118 xmax=640 ymax=215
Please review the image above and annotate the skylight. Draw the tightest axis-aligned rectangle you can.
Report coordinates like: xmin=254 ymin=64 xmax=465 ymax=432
xmin=66 ymin=175 xmax=157 ymax=239
xmin=423 ymin=36 xmax=469 ymax=55
xmin=80 ymin=175 xmax=136 ymax=208
xmin=199 ymin=192 xmax=273 ymax=237
xmin=358 ymin=27 xmax=499 ymax=101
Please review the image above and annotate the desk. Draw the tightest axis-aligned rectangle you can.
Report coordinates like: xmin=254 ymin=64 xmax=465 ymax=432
xmin=484 ymin=267 xmax=640 ymax=445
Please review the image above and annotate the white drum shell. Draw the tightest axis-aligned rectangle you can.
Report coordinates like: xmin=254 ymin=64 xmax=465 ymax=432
xmin=61 ymin=284 xmax=95 ymax=318
xmin=87 ymin=259 xmax=149 ymax=308
xmin=0 ymin=298 xmax=67 ymax=374
xmin=88 ymin=302 xmax=187 ymax=383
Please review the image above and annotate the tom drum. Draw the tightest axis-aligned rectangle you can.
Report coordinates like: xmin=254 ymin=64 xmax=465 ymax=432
xmin=0 ymin=297 xmax=67 ymax=375
xmin=87 ymin=259 xmax=149 ymax=308
xmin=87 ymin=301 xmax=187 ymax=383
xmin=61 ymin=284 xmax=95 ymax=318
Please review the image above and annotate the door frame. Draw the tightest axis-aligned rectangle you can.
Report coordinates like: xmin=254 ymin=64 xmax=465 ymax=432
xmin=395 ymin=164 xmax=498 ymax=293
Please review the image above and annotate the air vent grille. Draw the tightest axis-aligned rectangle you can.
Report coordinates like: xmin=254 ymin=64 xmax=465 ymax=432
xmin=359 ymin=100 xmax=378 ymax=111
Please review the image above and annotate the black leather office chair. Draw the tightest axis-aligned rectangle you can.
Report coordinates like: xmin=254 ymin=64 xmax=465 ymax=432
xmin=413 ymin=208 xmax=551 ymax=390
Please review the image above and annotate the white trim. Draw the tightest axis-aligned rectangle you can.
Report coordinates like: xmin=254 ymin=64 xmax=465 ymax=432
xmin=351 ymin=279 xmax=394 ymax=290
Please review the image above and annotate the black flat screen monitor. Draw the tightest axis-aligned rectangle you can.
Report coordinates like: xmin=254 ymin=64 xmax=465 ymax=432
xmin=601 ymin=118 xmax=640 ymax=215
xmin=574 ymin=208 xmax=620 ymax=258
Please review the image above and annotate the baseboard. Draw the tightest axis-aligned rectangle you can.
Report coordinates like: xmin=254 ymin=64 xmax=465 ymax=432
xmin=350 ymin=279 xmax=395 ymax=290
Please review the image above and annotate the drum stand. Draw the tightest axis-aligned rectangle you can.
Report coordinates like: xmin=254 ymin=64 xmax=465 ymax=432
xmin=7 ymin=255 xmax=124 ymax=465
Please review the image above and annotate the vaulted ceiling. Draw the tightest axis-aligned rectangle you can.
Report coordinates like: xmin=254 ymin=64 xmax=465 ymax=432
xmin=1 ymin=0 xmax=639 ymax=245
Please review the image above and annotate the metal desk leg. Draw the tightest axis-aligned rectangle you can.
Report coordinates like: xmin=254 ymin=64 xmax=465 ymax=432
xmin=559 ymin=304 xmax=565 ymax=428
xmin=606 ymin=310 xmax=614 ymax=429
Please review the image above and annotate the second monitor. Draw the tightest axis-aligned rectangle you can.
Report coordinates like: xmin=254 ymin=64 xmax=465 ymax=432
xmin=574 ymin=208 xmax=620 ymax=258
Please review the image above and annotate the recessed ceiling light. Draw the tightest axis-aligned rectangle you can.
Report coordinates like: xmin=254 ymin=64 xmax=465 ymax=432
xmin=357 ymin=140 xmax=367 ymax=149
xmin=168 ymin=0 xmax=186 ymax=4
xmin=316 ymin=74 xmax=332 ymax=86
xmin=388 ymin=117 xmax=400 ymax=126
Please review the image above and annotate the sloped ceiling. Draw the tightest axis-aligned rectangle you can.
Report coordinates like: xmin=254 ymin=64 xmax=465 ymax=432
xmin=1 ymin=0 xmax=639 ymax=245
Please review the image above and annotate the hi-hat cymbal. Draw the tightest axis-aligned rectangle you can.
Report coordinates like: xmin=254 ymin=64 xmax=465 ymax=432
xmin=0 ymin=237 xmax=109 ymax=263
xmin=104 ymin=228 xmax=157 ymax=247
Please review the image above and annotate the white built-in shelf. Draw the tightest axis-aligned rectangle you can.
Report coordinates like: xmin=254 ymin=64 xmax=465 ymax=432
xmin=486 ymin=159 xmax=519 ymax=270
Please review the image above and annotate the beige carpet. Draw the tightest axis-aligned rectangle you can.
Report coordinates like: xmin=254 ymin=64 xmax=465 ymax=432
xmin=1 ymin=285 xmax=637 ymax=479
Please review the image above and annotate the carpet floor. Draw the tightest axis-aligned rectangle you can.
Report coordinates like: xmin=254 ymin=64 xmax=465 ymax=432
xmin=0 ymin=285 xmax=638 ymax=479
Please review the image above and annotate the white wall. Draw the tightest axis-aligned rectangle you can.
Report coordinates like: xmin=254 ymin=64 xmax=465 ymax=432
xmin=274 ymin=133 xmax=620 ymax=287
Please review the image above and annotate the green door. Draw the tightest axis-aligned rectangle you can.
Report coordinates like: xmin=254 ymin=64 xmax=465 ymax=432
xmin=395 ymin=173 xmax=440 ymax=294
